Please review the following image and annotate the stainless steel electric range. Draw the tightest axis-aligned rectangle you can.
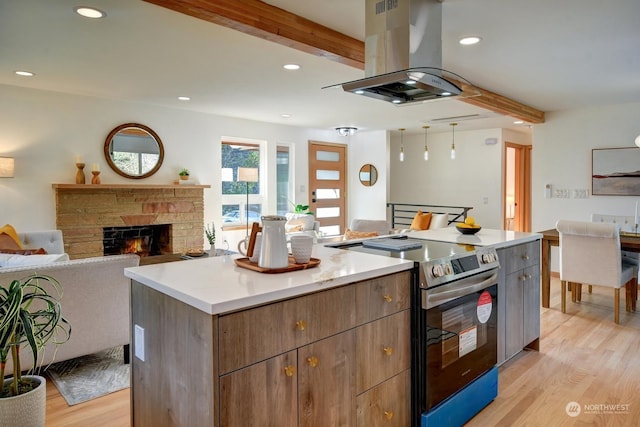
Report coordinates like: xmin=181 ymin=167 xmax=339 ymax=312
xmin=327 ymin=235 xmax=500 ymax=427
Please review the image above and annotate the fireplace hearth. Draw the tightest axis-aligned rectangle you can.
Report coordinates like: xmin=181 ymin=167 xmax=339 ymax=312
xmin=103 ymin=225 xmax=171 ymax=257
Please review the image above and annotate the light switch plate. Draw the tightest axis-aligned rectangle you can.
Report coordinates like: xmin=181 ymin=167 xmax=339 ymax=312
xmin=134 ymin=324 xmax=145 ymax=362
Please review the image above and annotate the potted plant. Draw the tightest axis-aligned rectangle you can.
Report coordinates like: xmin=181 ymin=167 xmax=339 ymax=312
xmin=0 ymin=274 xmax=71 ymax=426
xmin=204 ymin=221 xmax=217 ymax=254
xmin=179 ymin=168 xmax=190 ymax=180
xmin=289 ymin=201 xmax=314 ymax=215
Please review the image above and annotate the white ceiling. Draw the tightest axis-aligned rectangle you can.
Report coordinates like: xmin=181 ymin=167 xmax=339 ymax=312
xmin=1 ymin=0 xmax=639 ymax=135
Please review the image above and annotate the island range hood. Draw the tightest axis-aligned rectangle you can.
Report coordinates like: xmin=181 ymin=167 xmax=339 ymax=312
xmin=338 ymin=0 xmax=466 ymax=105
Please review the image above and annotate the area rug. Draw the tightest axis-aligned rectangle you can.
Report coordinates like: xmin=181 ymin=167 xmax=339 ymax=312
xmin=46 ymin=346 xmax=130 ymax=405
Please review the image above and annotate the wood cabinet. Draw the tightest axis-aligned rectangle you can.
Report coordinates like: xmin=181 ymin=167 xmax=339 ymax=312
xmin=497 ymin=240 xmax=541 ymax=364
xmin=131 ymin=270 xmax=411 ymax=427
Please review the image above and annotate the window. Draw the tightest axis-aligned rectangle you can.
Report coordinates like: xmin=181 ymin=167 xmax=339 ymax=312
xmin=221 ymin=141 xmax=261 ymax=226
xmin=276 ymin=145 xmax=291 ymax=216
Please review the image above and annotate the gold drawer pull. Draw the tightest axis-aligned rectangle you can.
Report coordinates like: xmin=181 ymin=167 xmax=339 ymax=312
xmin=522 ymin=254 xmax=530 ymax=260
xmin=284 ymin=365 xmax=296 ymax=377
xmin=383 ymin=294 xmax=393 ymax=303
xmin=296 ymin=320 xmax=306 ymax=331
xmin=307 ymin=356 xmax=318 ymax=368
xmin=384 ymin=410 xmax=394 ymax=420
xmin=383 ymin=346 xmax=393 ymax=356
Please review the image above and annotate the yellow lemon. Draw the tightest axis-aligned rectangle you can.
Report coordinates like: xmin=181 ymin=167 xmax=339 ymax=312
xmin=465 ymin=216 xmax=476 ymax=226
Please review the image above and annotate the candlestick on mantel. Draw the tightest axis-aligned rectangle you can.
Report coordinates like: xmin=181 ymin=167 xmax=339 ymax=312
xmin=75 ymin=163 xmax=86 ymax=184
xmin=91 ymin=170 xmax=101 ymax=184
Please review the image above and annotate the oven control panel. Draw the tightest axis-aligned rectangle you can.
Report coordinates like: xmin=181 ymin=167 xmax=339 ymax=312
xmin=422 ymin=247 xmax=500 ymax=288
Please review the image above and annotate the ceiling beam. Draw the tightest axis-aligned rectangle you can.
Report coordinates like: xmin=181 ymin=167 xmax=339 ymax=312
xmin=144 ymin=0 xmax=545 ymax=124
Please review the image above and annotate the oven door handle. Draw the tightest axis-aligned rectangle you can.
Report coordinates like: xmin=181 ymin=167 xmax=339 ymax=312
xmin=425 ymin=271 xmax=498 ymax=309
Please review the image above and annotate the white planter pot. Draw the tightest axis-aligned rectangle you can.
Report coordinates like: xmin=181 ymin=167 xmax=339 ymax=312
xmin=0 ymin=375 xmax=46 ymax=427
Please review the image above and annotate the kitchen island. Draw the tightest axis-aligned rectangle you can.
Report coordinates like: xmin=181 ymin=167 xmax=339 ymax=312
xmin=125 ymin=244 xmax=415 ymax=427
xmin=125 ymin=229 xmax=542 ymax=426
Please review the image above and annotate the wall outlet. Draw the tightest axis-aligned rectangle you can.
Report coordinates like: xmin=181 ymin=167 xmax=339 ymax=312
xmin=573 ymin=189 xmax=589 ymax=199
xmin=134 ymin=324 xmax=145 ymax=362
xmin=554 ymin=189 xmax=570 ymax=198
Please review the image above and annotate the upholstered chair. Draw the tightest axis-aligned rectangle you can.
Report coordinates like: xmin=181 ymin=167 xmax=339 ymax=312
xmin=556 ymin=219 xmax=637 ymax=323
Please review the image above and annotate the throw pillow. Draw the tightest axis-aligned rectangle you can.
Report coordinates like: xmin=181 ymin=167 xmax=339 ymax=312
xmin=410 ymin=211 xmax=432 ymax=230
xmin=344 ymin=229 xmax=378 ymax=240
xmin=0 ymin=247 xmax=47 ymax=255
xmin=429 ymin=214 xmax=449 ymax=229
xmin=0 ymin=223 xmax=23 ymax=249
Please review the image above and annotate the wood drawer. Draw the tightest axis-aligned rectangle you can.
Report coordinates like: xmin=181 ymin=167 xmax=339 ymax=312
xmin=502 ymin=240 xmax=540 ymax=274
xmin=219 ymin=285 xmax=356 ymax=374
xmin=356 ymin=310 xmax=410 ymax=393
xmin=355 ymin=271 xmax=411 ymax=325
xmin=356 ymin=370 xmax=410 ymax=427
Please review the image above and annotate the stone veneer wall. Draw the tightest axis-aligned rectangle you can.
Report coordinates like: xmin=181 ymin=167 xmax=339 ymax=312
xmin=53 ymin=185 xmax=206 ymax=259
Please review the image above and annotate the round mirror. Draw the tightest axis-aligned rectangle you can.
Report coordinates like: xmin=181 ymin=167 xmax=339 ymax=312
xmin=104 ymin=123 xmax=164 ymax=179
xmin=359 ymin=164 xmax=378 ymax=186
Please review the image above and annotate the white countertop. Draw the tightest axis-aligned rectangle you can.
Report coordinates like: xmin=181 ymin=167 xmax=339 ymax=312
xmin=125 ymin=245 xmax=413 ymax=315
xmin=407 ymin=227 xmax=542 ymax=248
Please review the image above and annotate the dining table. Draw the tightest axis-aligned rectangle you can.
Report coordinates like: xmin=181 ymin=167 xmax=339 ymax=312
xmin=539 ymin=228 xmax=640 ymax=308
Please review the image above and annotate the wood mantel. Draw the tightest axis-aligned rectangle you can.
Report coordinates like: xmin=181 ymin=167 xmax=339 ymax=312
xmin=53 ymin=184 xmax=208 ymax=258
xmin=52 ymin=184 xmax=211 ymax=189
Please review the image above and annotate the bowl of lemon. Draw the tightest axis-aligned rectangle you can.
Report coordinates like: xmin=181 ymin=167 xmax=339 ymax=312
xmin=456 ymin=217 xmax=481 ymax=235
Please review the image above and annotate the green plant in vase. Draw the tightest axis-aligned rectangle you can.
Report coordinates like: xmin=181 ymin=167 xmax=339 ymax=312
xmin=0 ymin=274 xmax=71 ymax=424
xmin=289 ymin=201 xmax=314 ymax=215
xmin=205 ymin=221 xmax=216 ymax=249
xmin=179 ymin=168 xmax=190 ymax=180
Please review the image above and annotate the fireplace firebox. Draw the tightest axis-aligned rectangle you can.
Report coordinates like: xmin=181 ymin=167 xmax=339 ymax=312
xmin=103 ymin=225 xmax=171 ymax=257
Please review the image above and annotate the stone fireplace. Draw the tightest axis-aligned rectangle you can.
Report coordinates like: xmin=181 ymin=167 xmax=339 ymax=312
xmin=53 ymin=184 xmax=209 ymax=259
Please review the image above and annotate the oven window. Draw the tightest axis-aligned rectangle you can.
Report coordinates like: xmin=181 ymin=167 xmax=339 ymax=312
xmin=438 ymin=303 xmax=488 ymax=368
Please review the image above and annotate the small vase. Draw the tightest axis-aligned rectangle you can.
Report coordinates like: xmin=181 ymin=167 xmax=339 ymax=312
xmin=75 ymin=163 xmax=86 ymax=184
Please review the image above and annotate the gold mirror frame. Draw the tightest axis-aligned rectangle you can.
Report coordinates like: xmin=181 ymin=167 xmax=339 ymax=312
xmin=359 ymin=164 xmax=378 ymax=186
xmin=104 ymin=123 xmax=164 ymax=179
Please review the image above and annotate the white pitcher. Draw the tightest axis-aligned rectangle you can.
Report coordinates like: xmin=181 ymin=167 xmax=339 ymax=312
xmin=258 ymin=215 xmax=289 ymax=269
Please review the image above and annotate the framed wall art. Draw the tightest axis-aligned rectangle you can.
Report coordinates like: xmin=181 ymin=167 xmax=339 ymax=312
xmin=592 ymin=147 xmax=640 ymax=196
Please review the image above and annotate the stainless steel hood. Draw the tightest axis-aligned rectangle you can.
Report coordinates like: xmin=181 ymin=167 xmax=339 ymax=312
xmin=337 ymin=0 xmax=466 ymax=105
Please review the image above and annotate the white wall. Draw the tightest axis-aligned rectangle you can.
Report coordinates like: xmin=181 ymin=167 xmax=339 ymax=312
xmin=347 ymin=130 xmax=388 ymax=223
xmin=532 ymin=101 xmax=640 ymax=231
xmin=388 ymin=127 xmax=530 ymax=229
xmin=532 ymin=101 xmax=640 ymax=272
xmin=0 ymin=85 xmax=340 ymax=250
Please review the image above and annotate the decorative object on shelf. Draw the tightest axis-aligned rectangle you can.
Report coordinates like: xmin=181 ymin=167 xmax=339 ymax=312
xmin=104 ymin=123 xmax=164 ymax=179
xmin=450 ymin=122 xmax=457 ymax=160
xmin=179 ymin=168 xmax=190 ymax=180
xmin=398 ymin=128 xmax=405 ymax=162
xmin=75 ymin=163 xmax=86 ymax=184
xmin=335 ymin=126 xmax=357 ymax=137
xmin=0 ymin=274 xmax=71 ymax=425
xmin=0 ymin=157 xmax=15 ymax=178
xmin=90 ymin=163 xmax=101 ymax=184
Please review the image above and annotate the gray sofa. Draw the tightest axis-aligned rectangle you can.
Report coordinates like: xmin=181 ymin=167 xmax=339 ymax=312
xmin=1 ymin=230 xmax=139 ymax=374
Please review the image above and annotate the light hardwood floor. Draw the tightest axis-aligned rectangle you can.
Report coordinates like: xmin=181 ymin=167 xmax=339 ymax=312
xmin=46 ymin=277 xmax=640 ymax=426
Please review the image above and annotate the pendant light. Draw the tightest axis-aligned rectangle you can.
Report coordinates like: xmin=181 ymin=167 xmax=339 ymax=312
xmin=399 ymin=128 xmax=405 ymax=162
xmin=450 ymin=122 xmax=457 ymax=160
xmin=423 ymin=125 xmax=430 ymax=161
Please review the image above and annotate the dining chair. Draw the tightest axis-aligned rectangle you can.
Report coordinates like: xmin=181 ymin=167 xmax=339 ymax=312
xmin=556 ymin=219 xmax=637 ymax=323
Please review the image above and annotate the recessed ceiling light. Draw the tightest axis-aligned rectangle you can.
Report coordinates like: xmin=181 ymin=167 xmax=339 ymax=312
xmin=513 ymin=120 xmax=524 ymax=125
xmin=280 ymin=114 xmax=291 ymax=118
xmin=74 ymin=6 xmax=106 ymax=19
xmin=15 ymin=70 xmax=35 ymax=77
xmin=283 ymin=64 xmax=300 ymax=70
xmin=459 ymin=36 xmax=481 ymax=45
xmin=177 ymin=96 xmax=190 ymax=101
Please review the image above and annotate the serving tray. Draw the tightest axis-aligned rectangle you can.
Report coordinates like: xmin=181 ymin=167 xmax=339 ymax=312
xmin=234 ymin=256 xmax=320 ymax=274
